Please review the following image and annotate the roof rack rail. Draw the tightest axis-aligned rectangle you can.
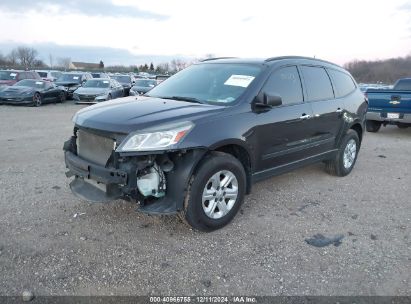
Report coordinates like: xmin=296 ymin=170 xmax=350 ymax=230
xmin=264 ymin=56 xmax=339 ymax=66
xmin=201 ymin=57 xmax=237 ymax=62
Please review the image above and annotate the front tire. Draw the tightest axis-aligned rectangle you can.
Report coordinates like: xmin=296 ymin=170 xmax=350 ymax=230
xmin=366 ymin=120 xmax=381 ymax=132
xmin=33 ymin=93 xmax=42 ymax=107
xmin=325 ymin=129 xmax=360 ymax=177
xmin=181 ymin=152 xmax=246 ymax=232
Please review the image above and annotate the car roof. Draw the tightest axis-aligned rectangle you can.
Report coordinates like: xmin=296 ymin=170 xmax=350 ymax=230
xmin=200 ymin=56 xmax=343 ymax=70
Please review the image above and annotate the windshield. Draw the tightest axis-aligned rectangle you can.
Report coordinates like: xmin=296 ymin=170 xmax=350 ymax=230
xmin=57 ymin=74 xmax=82 ymax=83
xmin=37 ymin=72 xmax=47 ymax=78
xmin=111 ymin=75 xmax=131 ymax=83
xmin=146 ymin=63 xmax=262 ymax=105
xmin=14 ymin=80 xmax=45 ymax=88
xmin=0 ymin=71 xmax=18 ymax=80
xmin=134 ymin=79 xmax=156 ymax=87
xmin=83 ymin=79 xmax=110 ymax=88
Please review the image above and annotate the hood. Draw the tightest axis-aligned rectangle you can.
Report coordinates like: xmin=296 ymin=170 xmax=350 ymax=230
xmin=74 ymin=96 xmax=226 ymax=134
xmin=0 ymin=86 xmax=34 ymax=96
xmin=75 ymin=87 xmax=109 ymax=95
xmin=55 ymin=81 xmax=80 ymax=87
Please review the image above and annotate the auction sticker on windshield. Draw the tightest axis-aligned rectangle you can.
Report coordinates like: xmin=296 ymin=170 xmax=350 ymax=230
xmin=224 ymin=75 xmax=255 ymax=87
xmin=73 ymin=76 xmax=79 ymax=80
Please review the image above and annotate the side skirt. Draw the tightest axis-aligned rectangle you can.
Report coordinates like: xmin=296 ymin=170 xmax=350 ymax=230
xmin=251 ymin=150 xmax=338 ymax=183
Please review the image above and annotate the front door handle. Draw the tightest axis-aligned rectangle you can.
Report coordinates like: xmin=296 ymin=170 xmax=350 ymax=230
xmin=336 ymin=108 xmax=343 ymax=113
xmin=299 ymin=114 xmax=311 ymax=120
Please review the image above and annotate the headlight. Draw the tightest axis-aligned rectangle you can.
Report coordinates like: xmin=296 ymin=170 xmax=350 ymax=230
xmin=116 ymin=121 xmax=194 ymax=152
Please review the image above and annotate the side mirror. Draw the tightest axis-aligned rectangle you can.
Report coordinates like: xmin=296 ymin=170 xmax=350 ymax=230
xmin=255 ymin=92 xmax=282 ymax=107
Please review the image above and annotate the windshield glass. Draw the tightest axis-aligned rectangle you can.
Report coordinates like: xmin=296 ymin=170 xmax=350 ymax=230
xmin=83 ymin=79 xmax=110 ymax=88
xmin=57 ymin=74 xmax=82 ymax=83
xmin=14 ymin=80 xmax=45 ymax=88
xmin=134 ymin=79 xmax=156 ymax=87
xmin=0 ymin=71 xmax=18 ymax=80
xmin=111 ymin=75 xmax=131 ymax=83
xmin=37 ymin=72 xmax=47 ymax=78
xmin=146 ymin=63 xmax=262 ymax=105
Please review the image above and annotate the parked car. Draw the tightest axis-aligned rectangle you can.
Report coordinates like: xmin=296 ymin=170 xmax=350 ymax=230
xmin=55 ymin=72 xmax=92 ymax=99
xmin=129 ymin=79 xmax=157 ymax=95
xmin=0 ymin=70 xmax=41 ymax=89
xmin=63 ymin=56 xmax=367 ymax=231
xmin=0 ymin=79 xmax=66 ymax=106
xmin=366 ymin=78 xmax=411 ymax=131
xmin=110 ymin=74 xmax=135 ymax=96
xmin=155 ymin=74 xmax=170 ymax=84
xmin=91 ymin=72 xmax=110 ymax=79
xmin=35 ymin=70 xmax=63 ymax=82
xmin=73 ymin=78 xmax=124 ymax=104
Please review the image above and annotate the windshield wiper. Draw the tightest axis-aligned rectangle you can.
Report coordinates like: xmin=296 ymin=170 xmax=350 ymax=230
xmin=159 ymin=96 xmax=204 ymax=104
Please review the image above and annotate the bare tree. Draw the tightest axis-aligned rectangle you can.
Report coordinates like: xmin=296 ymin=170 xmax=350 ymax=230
xmin=170 ymin=59 xmax=188 ymax=72
xmin=16 ymin=47 xmax=38 ymax=69
xmin=7 ymin=49 xmax=18 ymax=67
xmin=58 ymin=57 xmax=72 ymax=71
xmin=0 ymin=52 xmax=6 ymax=66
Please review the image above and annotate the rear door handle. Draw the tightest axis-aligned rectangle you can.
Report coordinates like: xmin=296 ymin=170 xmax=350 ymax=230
xmin=299 ymin=114 xmax=311 ymax=120
xmin=336 ymin=108 xmax=343 ymax=113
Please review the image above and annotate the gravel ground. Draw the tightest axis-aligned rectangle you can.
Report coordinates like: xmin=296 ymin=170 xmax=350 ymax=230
xmin=0 ymin=102 xmax=410 ymax=296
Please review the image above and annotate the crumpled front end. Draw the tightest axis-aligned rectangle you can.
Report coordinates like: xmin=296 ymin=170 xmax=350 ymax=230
xmin=63 ymin=127 xmax=206 ymax=214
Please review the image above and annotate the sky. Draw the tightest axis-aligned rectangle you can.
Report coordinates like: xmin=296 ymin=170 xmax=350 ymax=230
xmin=0 ymin=0 xmax=410 ymax=66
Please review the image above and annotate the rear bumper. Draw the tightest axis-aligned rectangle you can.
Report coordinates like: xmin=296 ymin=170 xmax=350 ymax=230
xmin=366 ymin=111 xmax=411 ymax=124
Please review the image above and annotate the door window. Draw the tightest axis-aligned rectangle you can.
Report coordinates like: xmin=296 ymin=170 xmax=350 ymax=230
xmin=262 ymin=66 xmax=303 ymax=105
xmin=328 ymin=69 xmax=356 ymax=98
xmin=301 ymin=66 xmax=334 ymax=101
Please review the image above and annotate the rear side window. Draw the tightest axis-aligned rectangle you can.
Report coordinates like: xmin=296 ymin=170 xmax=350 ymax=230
xmin=393 ymin=79 xmax=411 ymax=90
xmin=262 ymin=66 xmax=303 ymax=105
xmin=328 ymin=69 xmax=356 ymax=97
xmin=301 ymin=66 xmax=334 ymax=101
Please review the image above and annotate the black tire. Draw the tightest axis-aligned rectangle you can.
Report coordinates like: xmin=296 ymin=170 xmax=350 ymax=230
xmin=325 ymin=129 xmax=360 ymax=177
xmin=180 ymin=152 xmax=246 ymax=232
xmin=366 ymin=120 xmax=381 ymax=132
xmin=33 ymin=93 xmax=42 ymax=107
xmin=58 ymin=91 xmax=66 ymax=103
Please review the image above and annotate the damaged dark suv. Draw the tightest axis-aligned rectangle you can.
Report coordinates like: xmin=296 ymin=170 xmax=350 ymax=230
xmin=64 ymin=56 xmax=367 ymax=231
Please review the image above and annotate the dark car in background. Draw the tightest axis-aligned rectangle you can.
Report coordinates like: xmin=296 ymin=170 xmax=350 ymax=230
xmin=63 ymin=56 xmax=367 ymax=231
xmin=91 ymin=72 xmax=110 ymax=79
xmin=110 ymin=74 xmax=135 ymax=96
xmin=0 ymin=70 xmax=41 ymax=89
xmin=129 ymin=79 xmax=157 ymax=96
xmin=0 ymin=79 xmax=66 ymax=106
xmin=73 ymin=78 xmax=124 ymax=104
xmin=55 ymin=72 xmax=92 ymax=99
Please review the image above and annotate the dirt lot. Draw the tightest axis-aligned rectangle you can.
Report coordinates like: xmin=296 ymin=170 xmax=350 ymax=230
xmin=0 ymin=101 xmax=410 ymax=296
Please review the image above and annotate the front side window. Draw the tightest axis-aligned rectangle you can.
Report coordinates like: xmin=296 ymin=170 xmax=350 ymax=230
xmin=328 ymin=69 xmax=356 ymax=98
xmin=301 ymin=66 xmax=334 ymax=101
xmin=147 ymin=63 xmax=262 ymax=105
xmin=262 ymin=66 xmax=303 ymax=105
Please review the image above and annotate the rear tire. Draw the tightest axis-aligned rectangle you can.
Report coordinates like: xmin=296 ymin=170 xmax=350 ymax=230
xmin=366 ymin=120 xmax=381 ymax=132
xmin=180 ymin=152 xmax=246 ymax=232
xmin=325 ymin=129 xmax=360 ymax=177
